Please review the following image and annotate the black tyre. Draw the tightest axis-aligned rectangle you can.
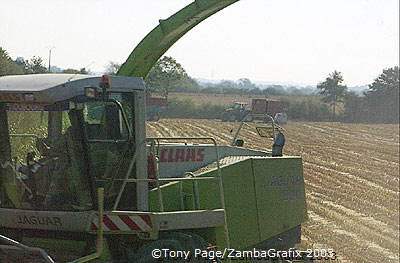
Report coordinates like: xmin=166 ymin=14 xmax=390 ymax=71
xmin=127 ymin=239 xmax=182 ymax=263
xmin=244 ymin=115 xmax=253 ymax=122
xmin=221 ymin=113 xmax=228 ymax=122
xmin=153 ymin=113 xmax=160 ymax=121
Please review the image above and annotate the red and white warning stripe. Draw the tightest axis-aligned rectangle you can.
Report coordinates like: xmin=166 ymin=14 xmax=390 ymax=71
xmin=91 ymin=214 xmax=152 ymax=232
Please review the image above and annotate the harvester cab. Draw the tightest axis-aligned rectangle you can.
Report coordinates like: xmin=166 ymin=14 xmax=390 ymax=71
xmin=0 ymin=74 xmax=146 ymax=214
xmin=232 ymin=102 xmax=247 ymax=111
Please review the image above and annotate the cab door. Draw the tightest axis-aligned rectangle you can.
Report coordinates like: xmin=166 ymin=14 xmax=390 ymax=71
xmin=83 ymin=96 xmax=136 ymax=210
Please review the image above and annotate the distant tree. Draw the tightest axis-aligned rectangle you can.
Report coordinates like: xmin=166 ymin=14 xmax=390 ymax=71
xmin=200 ymin=86 xmax=220 ymax=94
xmin=25 ymin=56 xmax=47 ymax=74
xmin=174 ymin=76 xmax=201 ymax=93
xmin=14 ymin=57 xmax=29 ymax=72
xmin=62 ymin=68 xmax=89 ymax=74
xmin=105 ymin=61 xmax=121 ymax=75
xmin=145 ymin=56 xmax=188 ymax=98
xmin=286 ymin=86 xmax=306 ymax=96
xmin=264 ymin=85 xmax=287 ymax=96
xmin=0 ymin=47 xmax=8 ymax=60
xmin=0 ymin=47 xmax=24 ymax=76
xmin=237 ymin=78 xmax=257 ymax=90
xmin=343 ymin=91 xmax=366 ymax=123
xmin=317 ymin=71 xmax=348 ymax=120
xmin=250 ymin=87 xmax=262 ymax=95
xmin=216 ymin=80 xmax=238 ymax=91
xmin=364 ymin=66 xmax=399 ymax=123
xmin=79 ymin=68 xmax=89 ymax=74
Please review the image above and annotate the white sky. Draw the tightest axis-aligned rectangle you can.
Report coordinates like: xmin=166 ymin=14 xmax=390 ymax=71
xmin=1 ymin=0 xmax=398 ymax=86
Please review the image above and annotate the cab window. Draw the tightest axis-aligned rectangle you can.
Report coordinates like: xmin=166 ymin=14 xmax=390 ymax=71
xmin=83 ymin=99 xmax=135 ymax=209
xmin=0 ymin=105 xmax=92 ymax=211
xmin=84 ymin=101 xmax=129 ymax=141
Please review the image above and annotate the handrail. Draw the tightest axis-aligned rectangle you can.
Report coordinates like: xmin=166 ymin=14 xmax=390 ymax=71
xmin=112 ymin=136 xmax=231 ymax=251
xmin=113 ymin=137 xmax=221 ymax=210
xmin=113 ymin=177 xmax=218 ymax=182
xmin=9 ymin=134 xmax=39 ymax=139
xmin=231 ymin=113 xmax=277 ymax=146
xmin=130 ymin=137 xmax=222 ymax=214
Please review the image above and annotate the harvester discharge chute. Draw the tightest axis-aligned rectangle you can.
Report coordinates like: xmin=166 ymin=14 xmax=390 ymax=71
xmin=117 ymin=0 xmax=240 ymax=78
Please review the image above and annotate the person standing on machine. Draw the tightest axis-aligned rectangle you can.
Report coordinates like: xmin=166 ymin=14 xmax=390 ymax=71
xmin=272 ymin=129 xmax=285 ymax=157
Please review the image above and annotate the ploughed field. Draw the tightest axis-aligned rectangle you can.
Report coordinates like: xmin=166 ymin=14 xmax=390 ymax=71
xmin=146 ymin=119 xmax=400 ymax=263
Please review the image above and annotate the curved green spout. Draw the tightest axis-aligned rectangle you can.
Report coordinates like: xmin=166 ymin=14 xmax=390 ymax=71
xmin=117 ymin=0 xmax=240 ymax=78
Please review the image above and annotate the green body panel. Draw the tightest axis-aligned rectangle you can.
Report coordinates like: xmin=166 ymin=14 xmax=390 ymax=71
xmin=252 ymin=157 xmax=307 ymax=242
xmin=149 ymin=157 xmax=307 ymax=249
xmin=149 ymin=182 xmax=183 ymax=211
xmin=117 ymin=0 xmax=240 ymax=78
xmin=210 ymin=161 xmax=260 ymax=249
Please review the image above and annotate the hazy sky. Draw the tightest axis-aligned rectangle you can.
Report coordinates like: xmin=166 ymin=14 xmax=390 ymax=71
xmin=1 ymin=0 xmax=398 ymax=86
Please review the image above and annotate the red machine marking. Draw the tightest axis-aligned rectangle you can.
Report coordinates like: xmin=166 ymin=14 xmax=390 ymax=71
xmin=140 ymin=215 xmax=153 ymax=227
xmin=90 ymin=215 xmax=153 ymax=232
xmin=118 ymin=215 xmax=140 ymax=231
xmin=90 ymin=222 xmax=98 ymax=230
xmin=102 ymin=215 xmax=119 ymax=231
xmin=159 ymin=148 xmax=205 ymax=162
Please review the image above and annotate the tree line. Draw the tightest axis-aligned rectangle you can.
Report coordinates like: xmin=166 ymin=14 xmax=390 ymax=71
xmin=1 ymin=47 xmax=398 ymax=123
xmin=136 ymin=56 xmax=399 ymax=124
xmin=317 ymin=68 xmax=399 ymax=123
xmin=0 ymin=47 xmax=88 ymax=76
xmin=106 ymin=57 xmax=314 ymax=97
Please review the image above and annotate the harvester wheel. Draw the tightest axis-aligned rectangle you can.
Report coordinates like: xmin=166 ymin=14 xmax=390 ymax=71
xmin=244 ymin=115 xmax=253 ymax=122
xmin=127 ymin=232 xmax=211 ymax=262
xmin=229 ymin=114 xmax=236 ymax=122
xmin=127 ymin=239 xmax=182 ymax=262
xmin=153 ymin=113 xmax=160 ymax=121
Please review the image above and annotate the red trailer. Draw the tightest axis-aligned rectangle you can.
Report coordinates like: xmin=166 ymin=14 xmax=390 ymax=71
xmin=251 ymin=99 xmax=287 ymax=116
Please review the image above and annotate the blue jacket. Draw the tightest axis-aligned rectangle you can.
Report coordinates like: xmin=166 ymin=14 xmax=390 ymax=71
xmin=273 ymin=132 xmax=285 ymax=147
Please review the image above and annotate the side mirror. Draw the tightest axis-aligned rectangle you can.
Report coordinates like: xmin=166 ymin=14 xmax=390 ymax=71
xmin=234 ymin=139 xmax=244 ymax=147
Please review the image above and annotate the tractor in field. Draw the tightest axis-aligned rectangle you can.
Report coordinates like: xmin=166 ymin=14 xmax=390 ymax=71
xmin=221 ymin=99 xmax=288 ymax=124
xmin=146 ymin=97 xmax=167 ymax=122
xmin=221 ymin=102 xmax=251 ymax=122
